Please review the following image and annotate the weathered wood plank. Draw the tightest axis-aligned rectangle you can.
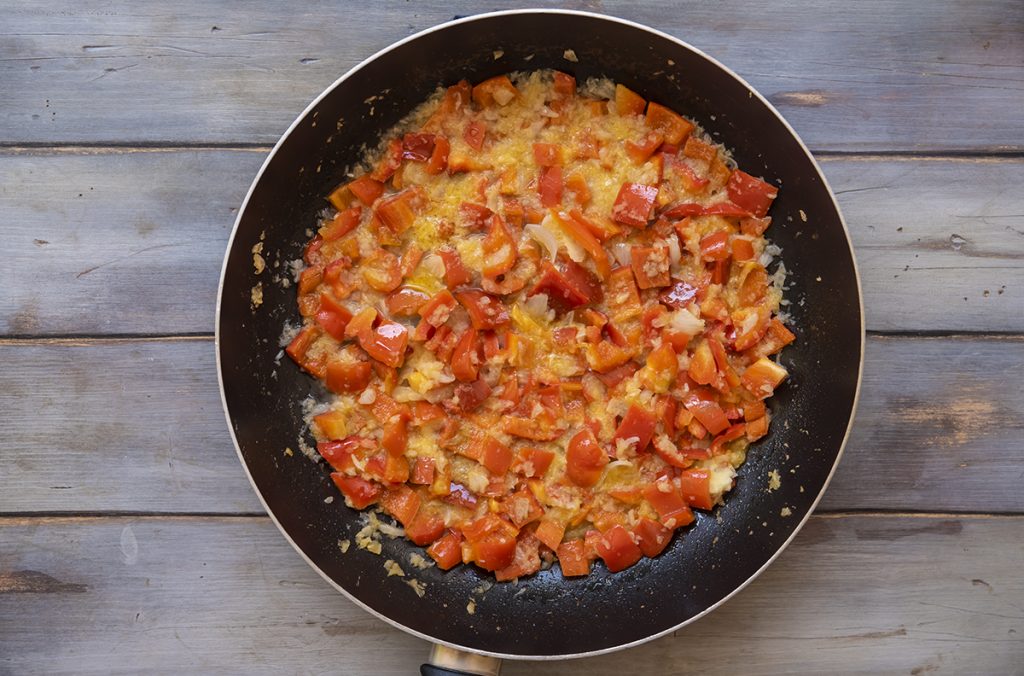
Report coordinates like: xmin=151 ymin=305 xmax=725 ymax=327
xmin=0 ymin=514 xmax=1020 ymax=674
xmin=828 ymin=157 xmax=1024 ymax=333
xmin=0 ymin=148 xmax=264 ymax=336
xmin=2 ymin=1 xmax=1021 ymax=151
xmin=0 ymin=337 xmax=263 ymax=514
xmin=2 ymin=150 xmax=1021 ymax=336
xmin=1 ymin=336 xmax=1021 ymax=514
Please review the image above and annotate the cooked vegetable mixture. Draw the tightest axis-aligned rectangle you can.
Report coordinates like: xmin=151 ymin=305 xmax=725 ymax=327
xmin=286 ymin=70 xmax=794 ymax=580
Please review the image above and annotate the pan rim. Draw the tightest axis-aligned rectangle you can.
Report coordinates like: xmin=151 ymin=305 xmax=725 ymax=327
xmin=215 ymin=7 xmax=866 ymax=662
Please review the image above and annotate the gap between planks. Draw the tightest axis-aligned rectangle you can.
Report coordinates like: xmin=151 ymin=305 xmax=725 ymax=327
xmin=2 ymin=144 xmax=1024 ymax=162
xmin=3 ymin=332 xmax=1024 ymax=345
xmin=1 ymin=511 xmax=1022 ymax=527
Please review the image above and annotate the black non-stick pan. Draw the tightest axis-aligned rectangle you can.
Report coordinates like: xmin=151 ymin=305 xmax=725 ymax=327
xmin=216 ymin=9 xmax=863 ymax=673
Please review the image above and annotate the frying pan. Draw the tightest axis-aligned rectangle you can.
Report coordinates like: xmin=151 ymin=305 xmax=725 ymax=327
xmin=216 ymin=9 xmax=863 ymax=674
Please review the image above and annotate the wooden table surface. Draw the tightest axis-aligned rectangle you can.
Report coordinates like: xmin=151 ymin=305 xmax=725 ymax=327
xmin=2 ymin=2 xmax=1022 ymax=674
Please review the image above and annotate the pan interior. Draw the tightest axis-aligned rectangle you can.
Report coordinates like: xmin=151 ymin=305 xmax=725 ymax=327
xmin=218 ymin=11 xmax=862 ymax=658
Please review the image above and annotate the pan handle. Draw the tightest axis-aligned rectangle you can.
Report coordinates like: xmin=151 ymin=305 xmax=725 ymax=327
xmin=420 ymin=644 xmax=502 ymax=676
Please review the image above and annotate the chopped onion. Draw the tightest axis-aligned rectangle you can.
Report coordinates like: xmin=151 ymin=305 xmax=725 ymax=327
xmin=493 ymin=87 xmax=515 ymax=106
xmin=611 ymin=242 xmax=632 ymax=267
xmin=669 ymin=308 xmax=705 ymax=337
xmin=525 ymin=223 xmax=559 ymax=262
xmin=542 ymin=212 xmax=586 ymax=263
xmin=422 ymin=253 xmax=445 ymax=278
xmin=523 ymin=293 xmax=550 ymax=317
xmin=665 ymin=235 xmax=681 ymax=266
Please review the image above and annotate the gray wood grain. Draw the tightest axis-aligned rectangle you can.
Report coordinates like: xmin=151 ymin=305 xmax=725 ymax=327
xmin=2 ymin=1 xmax=1022 ymax=151
xmin=0 ymin=337 xmax=262 ymax=514
xmin=2 ymin=335 xmax=1021 ymax=515
xmin=2 ymin=150 xmax=1021 ymax=336
xmin=1 ymin=514 xmax=1020 ymax=675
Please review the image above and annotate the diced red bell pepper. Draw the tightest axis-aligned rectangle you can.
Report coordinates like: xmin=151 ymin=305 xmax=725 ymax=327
xmin=481 ymin=435 xmax=514 ymax=475
xmin=683 ymin=394 xmax=730 ymax=435
xmin=625 ymin=132 xmax=664 ymax=164
xmin=645 ymin=102 xmax=694 ymax=145
xmin=369 ymin=138 xmax=403 ymax=182
xmin=449 ymin=379 xmax=492 ymax=413
xmin=427 ymin=529 xmax=463 ymax=570
xmin=552 ymin=211 xmax=610 ymax=279
xmin=463 ymin=119 xmax=486 ymax=151
xmin=565 ymin=172 xmax=591 ymax=205
xmin=687 ymin=340 xmax=718 ymax=386
xmin=317 ymin=437 xmax=370 ymax=472
xmin=315 ymin=293 xmax=352 ymax=340
xmin=459 ymin=201 xmax=493 ymax=231
xmin=751 ymin=319 xmax=797 ymax=359
xmin=514 ymin=447 xmax=555 ymax=478
xmin=472 ymin=75 xmax=518 ymax=107
xmin=679 ymin=468 xmax=714 ymax=510
xmin=553 ymin=70 xmax=576 ymax=97
xmin=456 ymin=290 xmax=510 ymax=330
xmin=501 ymin=489 xmax=544 ymax=528
xmin=344 ymin=307 xmax=376 ymax=342
xmin=557 ymin=540 xmax=591 ymax=577
xmin=533 ymin=143 xmax=563 ymax=167
xmin=569 ymin=209 xmax=621 ymax=242
xmin=710 ymin=423 xmax=747 ymax=454
xmin=312 ymin=410 xmax=349 ymax=441
xmin=634 ymin=517 xmax=673 ymax=557
xmin=402 ymin=133 xmax=436 ymax=162
xmin=462 ymin=514 xmax=519 ymax=571
xmin=662 ymin=201 xmax=751 ymax=219
xmin=652 ymin=439 xmax=696 ymax=470
xmin=375 ymin=189 xmax=420 ymax=235
xmin=614 ymin=84 xmax=646 ymax=116
xmin=565 ymin=428 xmax=609 ymax=487
xmin=612 ymin=182 xmax=657 ymax=227
xmin=538 ymin=165 xmax=563 ymax=207
xmin=405 ymin=510 xmax=446 ymax=546
xmin=426 ymin=136 xmax=450 ymax=174
xmin=451 ymin=329 xmax=480 ymax=382
xmin=385 ymin=286 xmax=430 ymax=317
xmin=321 ymin=206 xmax=362 ymax=241
xmin=503 ymin=413 xmax=563 ymax=441
xmin=683 ymin=136 xmax=717 ymax=163
xmin=331 ymin=474 xmax=382 ymax=510
xmin=630 ymin=245 xmax=671 ymax=289
xmin=481 ymin=215 xmax=517 ymax=277
xmin=443 ymin=481 xmax=479 ymax=509
xmin=495 ymin=533 xmax=543 ymax=582
xmin=700 ymin=231 xmax=731 ymax=262
xmin=528 ymin=260 xmax=602 ymax=313
xmin=410 ymin=457 xmax=436 ymax=485
xmin=741 ymin=357 xmax=788 ymax=399
xmin=382 ymin=454 xmax=409 ymax=484
xmin=381 ymin=414 xmax=408 ymax=457
xmin=417 ymin=289 xmax=457 ymax=328
xmin=437 ymin=247 xmax=474 ymax=289
xmin=642 ymin=342 xmax=678 ymax=393
xmin=726 ymin=170 xmax=778 ymax=218
xmin=611 ymin=404 xmax=657 ymax=454
xmin=347 ymin=176 xmax=385 ymax=206
xmin=583 ymin=340 xmax=633 ymax=374
xmin=361 ymin=249 xmax=402 ymax=293
xmin=595 ymin=524 xmax=643 ymax=573
xmin=325 ymin=358 xmax=372 ymax=395
xmin=535 ymin=518 xmax=566 ymax=551
xmin=642 ymin=481 xmax=694 ymax=528
xmin=360 ymin=319 xmax=409 ymax=368
xmin=732 ymin=237 xmax=756 ymax=261
xmin=380 ymin=485 xmax=421 ymax=527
